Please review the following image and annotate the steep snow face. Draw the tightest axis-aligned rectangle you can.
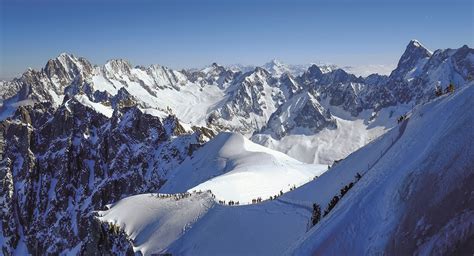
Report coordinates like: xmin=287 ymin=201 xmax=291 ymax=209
xmin=160 ymin=132 xmax=326 ymax=203
xmin=73 ymin=94 xmax=114 ymax=118
xmin=288 ymin=84 xmax=474 ymax=255
xmin=98 ymin=82 xmax=474 ymax=256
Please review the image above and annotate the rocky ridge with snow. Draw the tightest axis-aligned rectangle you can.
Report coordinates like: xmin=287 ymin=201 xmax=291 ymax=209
xmin=0 ymin=93 xmax=213 ymax=254
xmin=0 ymin=40 xmax=473 ymax=254
xmin=1 ymin=41 xmax=472 ymax=139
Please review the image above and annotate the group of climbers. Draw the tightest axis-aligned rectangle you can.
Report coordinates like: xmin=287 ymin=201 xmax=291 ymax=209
xmin=435 ymin=82 xmax=455 ymax=97
xmin=310 ymin=172 xmax=363 ymax=227
xmin=397 ymin=114 xmax=407 ymax=124
xmin=225 ymin=200 xmax=239 ymax=206
xmin=154 ymin=192 xmax=192 ymax=200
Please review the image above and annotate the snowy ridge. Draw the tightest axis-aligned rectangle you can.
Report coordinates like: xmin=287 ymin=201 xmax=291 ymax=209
xmin=98 ymin=83 xmax=474 ymax=256
xmin=288 ymin=83 xmax=474 ymax=255
xmin=160 ymin=132 xmax=327 ymax=203
xmin=98 ymin=192 xmax=216 ymax=255
xmin=1 ymin=40 xmax=473 ymax=255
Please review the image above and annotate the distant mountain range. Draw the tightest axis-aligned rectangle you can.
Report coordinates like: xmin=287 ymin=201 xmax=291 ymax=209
xmin=0 ymin=40 xmax=472 ymax=255
xmin=1 ymin=40 xmax=472 ymax=163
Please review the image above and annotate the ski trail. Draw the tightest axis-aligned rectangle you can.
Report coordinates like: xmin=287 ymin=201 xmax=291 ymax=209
xmin=276 ymin=197 xmax=313 ymax=213
xmin=365 ymin=118 xmax=409 ymax=174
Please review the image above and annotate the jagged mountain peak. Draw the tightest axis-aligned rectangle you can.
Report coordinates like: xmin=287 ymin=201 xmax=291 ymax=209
xmin=253 ymin=66 xmax=270 ymax=74
xmin=301 ymin=64 xmax=324 ymax=82
xmin=262 ymin=59 xmax=291 ymax=77
xmin=103 ymin=59 xmax=133 ymax=77
xmin=200 ymin=62 xmax=227 ymax=74
xmin=408 ymin=39 xmax=421 ymax=47
xmin=404 ymin=39 xmax=432 ymax=57
xmin=44 ymin=52 xmax=93 ymax=76
xmin=389 ymin=40 xmax=433 ymax=80
xmin=58 ymin=52 xmax=76 ymax=59
xmin=104 ymin=59 xmax=132 ymax=69
xmin=404 ymin=39 xmax=432 ymax=58
xmin=407 ymin=39 xmax=430 ymax=52
xmin=51 ymin=52 xmax=80 ymax=64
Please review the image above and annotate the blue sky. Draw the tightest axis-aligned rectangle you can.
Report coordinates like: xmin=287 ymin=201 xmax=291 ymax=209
xmin=1 ymin=0 xmax=473 ymax=79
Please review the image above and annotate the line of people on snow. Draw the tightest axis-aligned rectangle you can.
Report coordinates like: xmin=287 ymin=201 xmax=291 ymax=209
xmin=215 ymin=184 xmax=300 ymax=205
xmin=310 ymin=172 xmax=362 ymax=227
xmin=397 ymin=114 xmax=407 ymax=124
xmin=153 ymin=189 xmax=216 ymax=201
xmin=155 ymin=183 xmax=304 ymax=206
xmin=154 ymin=192 xmax=193 ymax=200
xmin=218 ymin=200 xmax=240 ymax=205
xmin=435 ymin=83 xmax=455 ymax=97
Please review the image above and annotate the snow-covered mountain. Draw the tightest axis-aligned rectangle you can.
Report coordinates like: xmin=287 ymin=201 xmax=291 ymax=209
xmin=262 ymin=59 xmax=309 ymax=77
xmin=288 ymin=83 xmax=474 ymax=255
xmin=253 ymin=41 xmax=473 ymax=164
xmin=1 ymin=40 xmax=473 ymax=255
xmin=0 ymin=93 xmax=214 ymax=255
xmin=2 ymin=41 xmax=470 ymax=143
xmin=97 ymin=84 xmax=474 ymax=255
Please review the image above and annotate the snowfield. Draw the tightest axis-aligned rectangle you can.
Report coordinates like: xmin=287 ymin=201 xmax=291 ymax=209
xmin=252 ymin=100 xmax=412 ymax=165
xmin=98 ymin=84 xmax=474 ymax=256
xmin=98 ymin=193 xmax=215 ymax=255
xmin=160 ymin=132 xmax=327 ymax=203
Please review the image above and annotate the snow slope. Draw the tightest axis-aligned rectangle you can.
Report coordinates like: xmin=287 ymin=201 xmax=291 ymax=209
xmin=91 ymin=67 xmax=226 ymax=126
xmin=98 ymin=192 xmax=215 ymax=255
xmin=98 ymin=192 xmax=313 ymax=256
xmin=98 ymin=83 xmax=474 ymax=256
xmin=160 ymin=132 xmax=327 ymax=203
xmin=73 ymin=94 xmax=114 ymax=118
xmin=288 ymin=83 xmax=474 ymax=255
xmin=252 ymin=102 xmax=412 ymax=164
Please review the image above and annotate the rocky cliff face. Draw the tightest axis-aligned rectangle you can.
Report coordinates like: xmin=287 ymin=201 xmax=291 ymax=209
xmin=0 ymin=96 xmax=211 ymax=254
xmin=262 ymin=91 xmax=337 ymax=139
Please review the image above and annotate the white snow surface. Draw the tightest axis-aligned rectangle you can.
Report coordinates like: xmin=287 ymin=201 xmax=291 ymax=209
xmin=73 ymin=94 xmax=114 ymax=118
xmin=252 ymin=100 xmax=412 ymax=165
xmin=288 ymin=83 xmax=474 ymax=255
xmin=98 ymin=192 xmax=215 ymax=255
xmin=160 ymin=132 xmax=327 ymax=203
xmin=98 ymin=84 xmax=474 ymax=256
